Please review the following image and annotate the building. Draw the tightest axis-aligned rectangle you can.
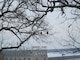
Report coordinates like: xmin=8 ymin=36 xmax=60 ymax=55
xmin=48 ymin=55 xmax=80 ymax=60
xmin=1 ymin=50 xmax=48 ymax=60
xmin=0 ymin=52 xmax=4 ymax=60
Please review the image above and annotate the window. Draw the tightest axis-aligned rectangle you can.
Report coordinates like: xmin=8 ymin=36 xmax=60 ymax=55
xmin=19 ymin=58 xmax=21 ymax=60
xmin=6 ymin=58 xmax=8 ymax=60
xmin=28 ymin=58 xmax=30 ymax=60
xmin=44 ymin=58 xmax=46 ymax=60
xmin=36 ymin=58 xmax=38 ymax=60
xmin=24 ymin=58 xmax=25 ymax=60
xmin=14 ymin=58 xmax=16 ymax=60
xmin=10 ymin=58 xmax=12 ymax=60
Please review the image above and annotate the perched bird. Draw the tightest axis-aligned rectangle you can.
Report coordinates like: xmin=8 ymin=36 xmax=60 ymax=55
xmin=40 ymin=32 xmax=42 ymax=35
xmin=47 ymin=31 xmax=49 ymax=34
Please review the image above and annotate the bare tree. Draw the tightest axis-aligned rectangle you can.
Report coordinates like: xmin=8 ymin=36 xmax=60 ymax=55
xmin=0 ymin=0 xmax=80 ymax=51
xmin=66 ymin=27 xmax=80 ymax=52
xmin=39 ymin=0 xmax=80 ymax=52
xmin=0 ymin=0 xmax=50 ymax=52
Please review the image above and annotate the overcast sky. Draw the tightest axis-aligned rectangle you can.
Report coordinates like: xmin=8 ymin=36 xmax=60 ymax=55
xmin=0 ymin=1 xmax=80 ymax=50
xmin=0 ymin=8 xmax=78 ymax=50
xmin=21 ymin=8 xmax=79 ymax=49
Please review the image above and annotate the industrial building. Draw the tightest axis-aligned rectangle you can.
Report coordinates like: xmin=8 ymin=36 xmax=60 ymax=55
xmin=0 ymin=50 xmax=48 ymax=60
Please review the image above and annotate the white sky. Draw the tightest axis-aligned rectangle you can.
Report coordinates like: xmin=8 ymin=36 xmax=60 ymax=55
xmin=21 ymin=8 xmax=79 ymax=49
xmin=0 ymin=1 xmax=80 ymax=50
xmin=0 ymin=8 xmax=78 ymax=50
